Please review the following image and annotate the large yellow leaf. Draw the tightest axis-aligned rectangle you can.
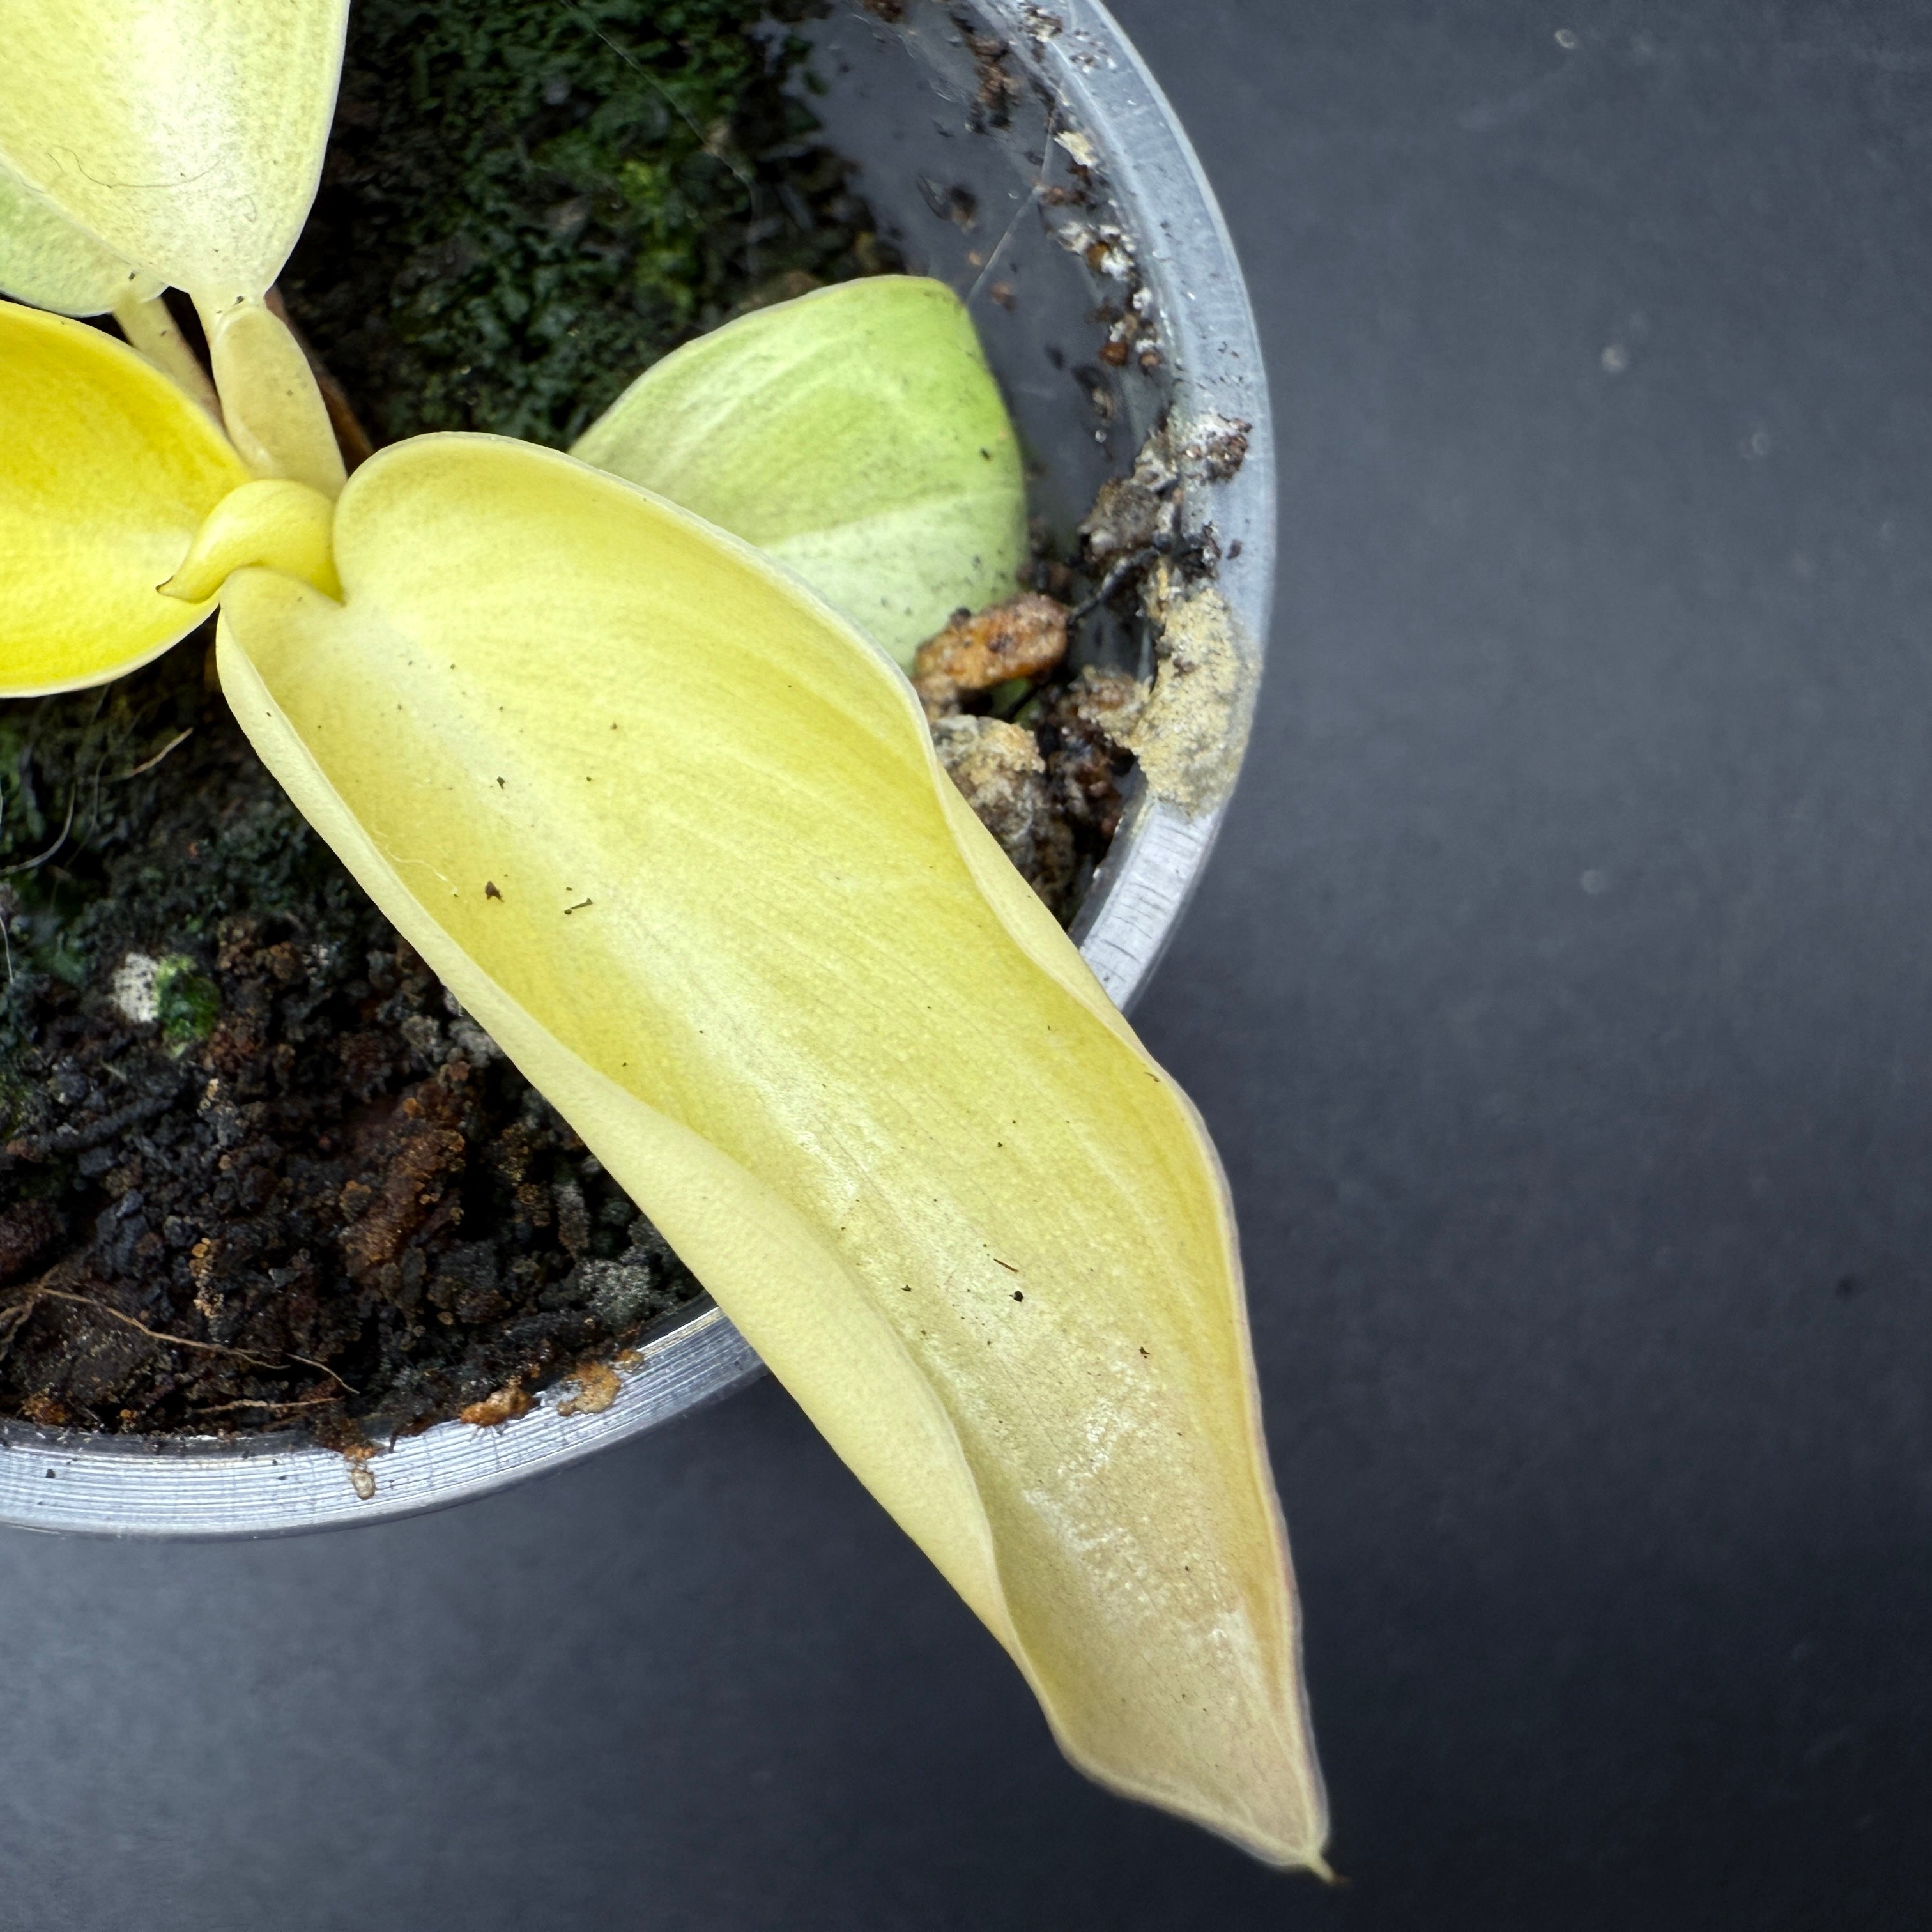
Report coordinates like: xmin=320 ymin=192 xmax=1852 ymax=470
xmin=0 ymin=0 xmax=348 ymax=307
xmin=0 ymin=164 xmax=158 ymax=318
xmin=572 ymin=279 xmax=1027 ymax=670
xmin=0 ymin=300 xmax=248 ymax=696
xmin=216 ymin=433 xmax=1325 ymax=1866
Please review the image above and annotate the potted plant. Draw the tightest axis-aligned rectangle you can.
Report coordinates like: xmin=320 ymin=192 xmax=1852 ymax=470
xmin=0 ymin=0 xmax=1322 ymax=1871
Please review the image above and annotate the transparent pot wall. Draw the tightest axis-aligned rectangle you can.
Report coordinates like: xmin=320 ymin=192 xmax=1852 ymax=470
xmin=0 ymin=0 xmax=1275 ymax=1538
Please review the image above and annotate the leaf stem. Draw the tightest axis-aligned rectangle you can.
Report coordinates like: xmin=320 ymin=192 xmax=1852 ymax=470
xmin=197 ymin=296 xmax=348 ymax=499
xmin=112 ymin=292 xmax=221 ymax=420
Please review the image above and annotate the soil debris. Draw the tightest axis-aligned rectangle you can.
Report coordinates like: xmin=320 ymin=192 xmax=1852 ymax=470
xmin=961 ymin=25 xmax=1025 ymax=130
xmin=917 ymin=409 xmax=1256 ymax=910
xmin=0 ymin=644 xmax=702 ymax=1445
xmin=931 ymin=716 xmax=1075 ymax=907
xmin=912 ymin=593 xmax=1070 ymax=719
xmin=1053 ymin=216 xmax=1162 ymax=371
xmin=1040 ymin=669 xmax=1147 ymax=843
xmin=1080 ymin=412 xmax=1250 ymax=576
xmin=460 ymin=1381 xmax=535 ymax=1428
xmin=921 ymin=404 xmax=1259 ymax=900
xmin=556 ymin=1360 xmax=624 ymax=1418
xmin=1131 ymin=564 xmax=1255 ymax=813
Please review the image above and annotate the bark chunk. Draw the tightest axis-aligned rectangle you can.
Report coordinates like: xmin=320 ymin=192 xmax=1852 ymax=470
xmin=912 ymin=594 xmax=1069 ymax=719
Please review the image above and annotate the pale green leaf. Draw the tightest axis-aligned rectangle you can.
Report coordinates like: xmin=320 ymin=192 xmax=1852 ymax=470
xmin=0 ymin=162 xmax=158 ymax=317
xmin=0 ymin=0 xmax=348 ymax=307
xmin=0 ymin=300 xmax=247 ymax=697
xmin=215 ymin=433 xmax=1325 ymax=1866
xmin=573 ymin=278 xmax=1027 ymax=669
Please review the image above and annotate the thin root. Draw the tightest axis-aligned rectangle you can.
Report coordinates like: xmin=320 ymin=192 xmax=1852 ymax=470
xmin=112 ymin=728 xmax=194 ymax=783
xmin=2 ymin=1280 xmax=301 ymax=1373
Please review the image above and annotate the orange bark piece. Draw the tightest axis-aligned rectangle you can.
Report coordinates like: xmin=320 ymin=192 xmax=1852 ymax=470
xmin=911 ymin=592 xmax=1068 ymax=717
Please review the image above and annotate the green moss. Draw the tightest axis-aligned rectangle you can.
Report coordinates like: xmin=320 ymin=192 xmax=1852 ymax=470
xmin=284 ymin=0 xmax=889 ymax=447
xmin=153 ymin=956 xmax=221 ymax=1049
xmin=3 ymin=10 xmax=888 ymax=1070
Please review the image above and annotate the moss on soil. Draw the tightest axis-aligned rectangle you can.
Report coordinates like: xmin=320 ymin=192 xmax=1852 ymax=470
xmin=282 ymin=0 xmax=893 ymax=447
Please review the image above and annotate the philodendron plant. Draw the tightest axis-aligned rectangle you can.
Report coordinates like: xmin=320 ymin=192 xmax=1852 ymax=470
xmin=0 ymin=0 xmax=1326 ymax=1870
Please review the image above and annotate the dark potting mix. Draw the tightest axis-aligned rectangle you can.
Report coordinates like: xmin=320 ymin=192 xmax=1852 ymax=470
xmin=0 ymin=0 xmax=1145 ymax=1445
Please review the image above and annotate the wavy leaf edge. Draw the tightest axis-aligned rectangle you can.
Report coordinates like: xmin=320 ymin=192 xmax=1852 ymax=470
xmin=211 ymin=431 xmax=1325 ymax=1867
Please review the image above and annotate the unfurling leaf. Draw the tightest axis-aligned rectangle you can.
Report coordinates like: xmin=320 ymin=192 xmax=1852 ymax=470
xmin=215 ymin=434 xmax=1326 ymax=1866
xmin=0 ymin=0 xmax=349 ymax=307
xmin=574 ymin=278 xmax=1027 ymax=669
xmin=0 ymin=300 xmax=247 ymax=697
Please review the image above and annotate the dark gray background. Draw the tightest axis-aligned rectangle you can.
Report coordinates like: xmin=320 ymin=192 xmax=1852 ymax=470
xmin=6 ymin=1 xmax=1931 ymax=1925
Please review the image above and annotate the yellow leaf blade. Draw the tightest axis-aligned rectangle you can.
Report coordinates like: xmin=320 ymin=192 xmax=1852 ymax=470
xmin=0 ymin=0 xmax=348 ymax=306
xmin=216 ymin=433 xmax=1324 ymax=1866
xmin=0 ymin=300 xmax=249 ymax=696
xmin=572 ymin=279 xmax=1028 ymax=669
xmin=0 ymin=163 xmax=158 ymax=317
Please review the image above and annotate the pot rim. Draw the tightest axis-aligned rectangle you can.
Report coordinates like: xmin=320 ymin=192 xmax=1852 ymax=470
xmin=0 ymin=0 xmax=1275 ymax=1540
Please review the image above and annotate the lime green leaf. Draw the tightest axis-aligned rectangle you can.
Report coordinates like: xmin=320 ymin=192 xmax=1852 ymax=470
xmin=0 ymin=0 xmax=348 ymax=306
xmin=573 ymin=279 xmax=1027 ymax=670
xmin=216 ymin=433 xmax=1325 ymax=1866
xmin=0 ymin=163 xmax=158 ymax=317
xmin=0 ymin=300 xmax=249 ymax=697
